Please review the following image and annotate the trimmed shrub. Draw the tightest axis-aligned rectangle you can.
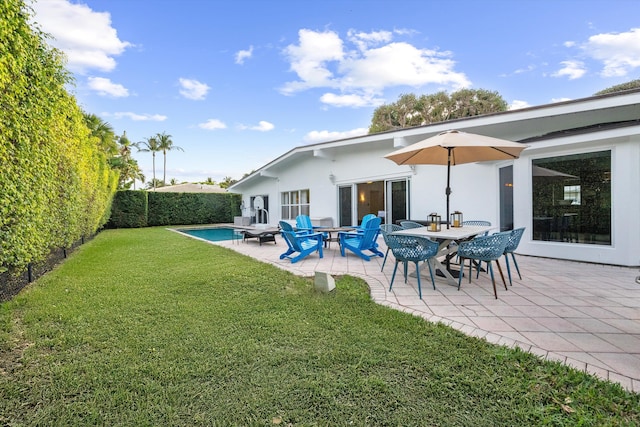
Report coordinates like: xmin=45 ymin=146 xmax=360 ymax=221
xmin=147 ymin=192 xmax=242 ymax=226
xmin=108 ymin=191 xmax=148 ymax=228
xmin=107 ymin=191 xmax=242 ymax=227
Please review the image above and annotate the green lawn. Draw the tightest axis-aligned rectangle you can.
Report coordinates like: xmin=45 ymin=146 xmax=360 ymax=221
xmin=1 ymin=227 xmax=638 ymax=425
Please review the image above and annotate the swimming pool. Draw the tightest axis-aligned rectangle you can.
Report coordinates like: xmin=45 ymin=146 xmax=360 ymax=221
xmin=177 ymin=227 xmax=241 ymax=242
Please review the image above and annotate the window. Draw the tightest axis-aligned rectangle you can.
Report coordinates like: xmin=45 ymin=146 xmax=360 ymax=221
xmin=281 ymin=189 xmax=310 ymax=220
xmin=563 ymin=185 xmax=581 ymax=205
xmin=532 ymin=151 xmax=611 ymax=245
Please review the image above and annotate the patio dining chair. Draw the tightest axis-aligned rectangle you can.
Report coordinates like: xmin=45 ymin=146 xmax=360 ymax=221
xmin=379 ymin=223 xmax=403 ymax=271
xmin=503 ymin=227 xmax=525 ymax=286
xmin=400 ymin=221 xmax=424 ymax=229
xmin=278 ymin=221 xmax=324 ymax=264
xmin=386 ymin=234 xmax=439 ymax=299
xmin=339 ymin=217 xmax=384 ymax=261
xmin=462 ymin=220 xmax=491 ymax=236
xmin=454 ymin=220 xmax=492 ymax=262
xmin=457 ymin=231 xmax=511 ymax=299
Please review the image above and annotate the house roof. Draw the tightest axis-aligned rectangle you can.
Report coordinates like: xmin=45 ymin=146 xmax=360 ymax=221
xmin=228 ymin=88 xmax=640 ymax=192
xmin=152 ymin=183 xmax=227 ymax=193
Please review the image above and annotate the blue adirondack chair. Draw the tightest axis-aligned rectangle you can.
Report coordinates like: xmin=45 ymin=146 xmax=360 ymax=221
xmin=296 ymin=214 xmax=328 ymax=242
xmin=338 ymin=216 xmax=384 ymax=261
xmin=295 ymin=214 xmax=315 ymax=235
xmin=279 ymin=221 xmax=324 ymax=263
xmin=358 ymin=213 xmax=377 ymax=228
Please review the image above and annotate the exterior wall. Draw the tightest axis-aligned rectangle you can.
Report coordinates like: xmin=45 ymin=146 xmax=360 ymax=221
xmin=230 ymin=93 xmax=640 ymax=267
xmin=239 ymin=145 xmax=502 ymax=228
xmin=514 ymin=130 xmax=640 ymax=266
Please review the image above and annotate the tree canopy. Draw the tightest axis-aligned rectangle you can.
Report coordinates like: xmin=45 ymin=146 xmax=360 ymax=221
xmin=369 ymin=89 xmax=509 ymax=134
xmin=594 ymin=79 xmax=640 ymax=96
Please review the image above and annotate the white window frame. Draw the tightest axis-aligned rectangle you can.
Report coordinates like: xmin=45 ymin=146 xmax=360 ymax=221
xmin=281 ymin=189 xmax=310 ymax=220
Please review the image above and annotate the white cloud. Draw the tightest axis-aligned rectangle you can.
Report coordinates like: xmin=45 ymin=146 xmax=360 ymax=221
xmin=552 ymin=60 xmax=587 ymax=80
xmin=509 ymin=100 xmax=530 ymax=110
xmin=347 ymin=29 xmax=393 ymax=51
xmin=199 ymin=119 xmax=227 ymax=130
xmin=551 ymin=97 xmax=572 ymax=103
xmin=111 ymin=112 xmax=167 ymax=121
xmin=582 ymin=28 xmax=640 ymax=77
xmin=237 ymin=121 xmax=274 ymax=131
xmin=178 ymin=78 xmax=210 ymax=100
xmin=320 ymin=92 xmax=384 ymax=108
xmin=87 ymin=77 xmax=128 ymax=97
xmin=281 ymin=29 xmax=345 ymax=93
xmin=32 ymin=0 xmax=131 ymax=74
xmin=345 ymin=42 xmax=470 ymax=89
xmin=304 ymin=127 xmax=368 ymax=143
xmin=280 ymin=29 xmax=470 ymax=106
xmin=235 ymin=46 xmax=254 ymax=64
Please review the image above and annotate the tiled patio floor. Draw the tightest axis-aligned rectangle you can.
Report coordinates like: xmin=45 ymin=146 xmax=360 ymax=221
xmin=209 ymin=232 xmax=640 ymax=393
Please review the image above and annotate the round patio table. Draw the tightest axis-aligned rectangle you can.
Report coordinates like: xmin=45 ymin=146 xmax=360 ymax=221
xmin=317 ymin=227 xmax=355 ymax=249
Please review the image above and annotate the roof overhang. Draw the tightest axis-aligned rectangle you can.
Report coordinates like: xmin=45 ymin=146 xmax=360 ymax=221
xmin=228 ymin=89 xmax=640 ymax=192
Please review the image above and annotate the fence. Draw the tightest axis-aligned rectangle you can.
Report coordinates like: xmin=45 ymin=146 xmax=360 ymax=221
xmin=0 ymin=235 xmax=93 ymax=302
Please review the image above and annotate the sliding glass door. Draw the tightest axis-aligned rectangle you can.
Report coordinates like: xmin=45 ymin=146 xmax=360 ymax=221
xmin=386 ymin=179 xmax=409 ymax=225
xmin=338 ymin=178 xmax=409 ymax=226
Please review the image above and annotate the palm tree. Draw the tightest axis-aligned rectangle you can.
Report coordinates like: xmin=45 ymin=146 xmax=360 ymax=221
xmin=155 ymin=132 xmax=183 ymax=185
xmin=118 ymin=131 xmax=133 ymax=157
xmin=84 ymin=113 xmax=118 ymax=156
xmin=219 ymin=176 xmax=237 ymax=189
xmin=136 ymin=136 xmax=161 ymax=190
xmin=117 ymin=157 xmax=144 ymax=190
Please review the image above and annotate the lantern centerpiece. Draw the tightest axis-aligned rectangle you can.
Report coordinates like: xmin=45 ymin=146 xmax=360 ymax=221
xmin=451 ymin=211 xmax=463 ymax=227
xmin=428 ymin=213 xmax=441 ymax=232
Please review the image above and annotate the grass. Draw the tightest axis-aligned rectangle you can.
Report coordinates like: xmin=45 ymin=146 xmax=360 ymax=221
xmin=0 ymin=227 xmax=638 ymax=426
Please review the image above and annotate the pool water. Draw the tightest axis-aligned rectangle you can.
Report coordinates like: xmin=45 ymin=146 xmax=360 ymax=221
xmin=178 ymin=227 xmax=240 ymax=242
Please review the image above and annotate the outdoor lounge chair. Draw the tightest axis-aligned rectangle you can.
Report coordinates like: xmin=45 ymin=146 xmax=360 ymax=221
xmin=242 ymin=228 xmax=279 ymax=245
xmin=338 ymin=216 xmax=384 ymax=261
xmin=278 ymin=221 xmax=324 ymax=263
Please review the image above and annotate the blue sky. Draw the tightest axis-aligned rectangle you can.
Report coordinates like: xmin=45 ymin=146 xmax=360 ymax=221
xmin=31 ymin=0 xmax=640 ymax=185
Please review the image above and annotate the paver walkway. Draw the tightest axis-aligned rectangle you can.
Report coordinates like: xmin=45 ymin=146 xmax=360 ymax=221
xmin=207 ymin=232 xmax=640 ymax=392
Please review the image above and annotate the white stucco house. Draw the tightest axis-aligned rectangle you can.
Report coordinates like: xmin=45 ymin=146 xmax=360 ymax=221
xmin=228 ymin=89 xmax=640 ymax=267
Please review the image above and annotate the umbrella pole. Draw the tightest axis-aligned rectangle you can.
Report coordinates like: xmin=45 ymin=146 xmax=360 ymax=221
xmin=445 ymin=148 xmax=455 ymax=277
xmin=446 ymin=148 xmax=452 ymax=230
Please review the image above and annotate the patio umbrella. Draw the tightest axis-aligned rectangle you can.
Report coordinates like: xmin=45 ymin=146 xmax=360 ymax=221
xmin=384 ymin=130 xmax=527 ymax=228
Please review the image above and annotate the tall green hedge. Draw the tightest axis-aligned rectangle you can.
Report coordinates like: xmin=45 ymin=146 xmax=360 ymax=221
xmin=108 ymin=191 xmax=148 ymax=228
xmin=148 ymin=192 xmax=242 ymax=226
xmin=0 ymin=0 xmax=118 ymax=273
xmin=108 ymin=191 xmax=242 ymax=227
